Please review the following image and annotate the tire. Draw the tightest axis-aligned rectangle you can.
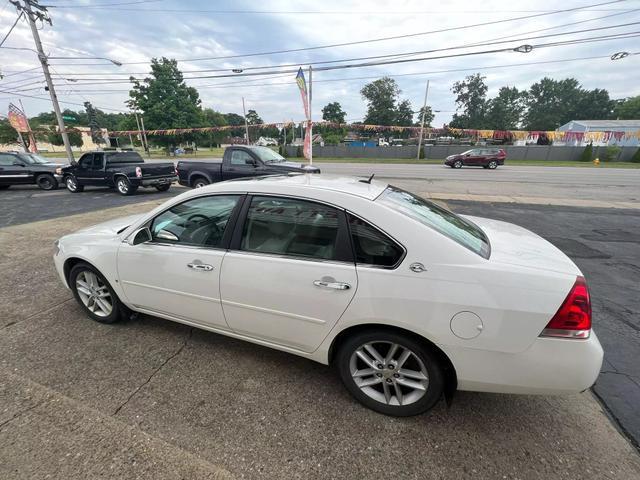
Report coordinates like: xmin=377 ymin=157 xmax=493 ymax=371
xmin=487 ymin=160 xmax=498 ymax=169
xmin=453 ymin=160 xmax=463 ymax=169
xmin=155 ymin=183 xmax=171 ymax=192
xmin=336 ymin=330 xmax=444 ymax=416
xmin=115 ymin=176 xmax=137 ymax=196
xmin=65 ymin=175 xmax=84 ymax=193
xmin=191 ymin=176 xmax=209 ymax=189
xmin=69 ymin=262 xmax=124 ymax=324
xmin=0 ymin=185 xmax=10 ymax=190
xmin=36 ymin=173 xmax=58 ymax=191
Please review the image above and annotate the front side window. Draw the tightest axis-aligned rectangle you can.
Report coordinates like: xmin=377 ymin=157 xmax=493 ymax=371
xmin=92 ymin=154 xmax=104 ymax=170
xmin=230 ymin=150 xmax=256 ymax=166
xmin=150 ymin=195 xmax=240 ymax=248
xmin=378 ymin=186 xmax=490 ymax=258
xmin=241 ymin=196 xmax=340 ymax=260
xmin=78 ymin=154 xmax=93 ymax=168
xmin=347 ymin=214 xmax=404 ymax=267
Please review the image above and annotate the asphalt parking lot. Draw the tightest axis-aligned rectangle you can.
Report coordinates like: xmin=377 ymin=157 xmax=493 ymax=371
xmin=1 ymin=174 xmax=640 ymax=479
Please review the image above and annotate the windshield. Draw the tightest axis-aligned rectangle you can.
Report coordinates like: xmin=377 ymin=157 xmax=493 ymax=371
xmin=19 ymin=153 xmax=50 ymax=164
xmin=377 ymin=186 xmax=490 ymax=258
xmin=251 ymin=147 xmax=286 ymax=163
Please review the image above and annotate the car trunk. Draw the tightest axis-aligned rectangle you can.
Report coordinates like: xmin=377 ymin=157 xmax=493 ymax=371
xmin=463 ymin=215 xmax=581 ymax=276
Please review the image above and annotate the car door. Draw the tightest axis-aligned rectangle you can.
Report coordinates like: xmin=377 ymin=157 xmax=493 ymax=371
xmin=225 ymin=149 xmax=263 ymax=180
xmin=74 ymin=154 xmax=94 ymax=185
xmin=86 ymin=153 xmax=105 ymax=185
xmin=117 ymin=194 xmax=244 ymax=330
xmin=219 ymin=195 xmax=357 ymax=352
xmin=464 ymin=149 xmax=481 ymax=166
xmin=0 ymin=153 xmax=31 ymax=185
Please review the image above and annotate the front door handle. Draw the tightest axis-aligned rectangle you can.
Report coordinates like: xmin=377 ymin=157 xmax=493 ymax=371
xmin=187 ymin=263 xmax=214 ymax=271
xmin=314 ymin=280 xmax=350 ymax=290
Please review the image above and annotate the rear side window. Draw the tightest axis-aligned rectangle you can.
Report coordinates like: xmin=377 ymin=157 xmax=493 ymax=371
xmin=107 ymin=152 xmax=144 ymax=164
xmin=347 ymin=214 xmax=404 ymax=268
xmin=240 ymin=196 xmax=341 ymax=260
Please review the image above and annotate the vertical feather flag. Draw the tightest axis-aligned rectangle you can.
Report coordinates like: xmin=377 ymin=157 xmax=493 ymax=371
xmin=296 ymin=68 xmax=312 ymax=160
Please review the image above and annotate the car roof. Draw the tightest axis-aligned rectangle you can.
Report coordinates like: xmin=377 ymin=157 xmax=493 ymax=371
xmin=203 ymin=173 xmax=389 ymax=201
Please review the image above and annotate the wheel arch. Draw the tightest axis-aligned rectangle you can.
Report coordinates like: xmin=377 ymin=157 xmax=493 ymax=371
xmin=327 ymin=323 xmax=458 ymax=403
xmin=188 ymin=171 xmax=212 ymax=186
xmin=63 ymin=256 xmax=99 ymax=286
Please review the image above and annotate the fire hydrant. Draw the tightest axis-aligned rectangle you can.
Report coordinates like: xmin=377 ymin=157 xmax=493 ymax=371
xmin=593 ymin=158 xmax=600 ymax=166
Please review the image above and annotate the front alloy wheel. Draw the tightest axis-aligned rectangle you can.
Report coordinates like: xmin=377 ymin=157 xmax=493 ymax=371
xmin=453 ymin=160 xmax=463 ymax=169
xmin=36 ymin=173 xmax=58 ymax=190
xmin=65 ymin=175 xmax=84 ymax=192
xmin=487 ymin=160 xmax=498 ymax=169
xmin=337 ymin=331 xmax=444 ymax=416
xmin=69 ymin=263 xmax=123 ymax=324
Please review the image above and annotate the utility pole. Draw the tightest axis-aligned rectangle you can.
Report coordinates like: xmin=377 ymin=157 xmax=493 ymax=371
xmin=22 ymin=0 xmax=74 ymax=163
xmin=308 ymin=65 xmax=313 ymax=165
xmin=139 ymin=115 xmax=149 ymax=155
xmin=416 ymin=80 xmax=430 ymax=161
xmin=242 ymin=97 xmax=250 ymax=145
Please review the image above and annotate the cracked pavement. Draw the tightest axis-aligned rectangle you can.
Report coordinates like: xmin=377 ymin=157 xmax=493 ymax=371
xmin=1 ymin=177 xmax=640 ymax=478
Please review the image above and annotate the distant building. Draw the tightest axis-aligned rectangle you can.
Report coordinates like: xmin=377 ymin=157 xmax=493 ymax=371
xmin=558 ymin=120 xmax=640 ymax=147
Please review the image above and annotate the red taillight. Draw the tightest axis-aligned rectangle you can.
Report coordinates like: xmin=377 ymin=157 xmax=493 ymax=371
xmin=541 ymin=276 xmax=591 ymax=339
xmin=135 ymin=166 xmax=142 ymax=178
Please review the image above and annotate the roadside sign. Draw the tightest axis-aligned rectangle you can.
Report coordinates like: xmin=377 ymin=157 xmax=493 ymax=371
xmin=62 ymin=116 xmax=77 ymax=122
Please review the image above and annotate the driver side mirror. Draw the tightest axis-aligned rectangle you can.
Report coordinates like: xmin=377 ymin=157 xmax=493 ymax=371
xmin=130 ymin=227 xmax=152 ymax=245
xmin=465 ymin=153 xmax=470 ymax=157
xmin=13 ymin=161 xmax=24 ymax=166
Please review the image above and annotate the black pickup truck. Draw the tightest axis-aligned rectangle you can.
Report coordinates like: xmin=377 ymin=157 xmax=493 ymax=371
xmin=61 ymin=151 xmax=177 ymax=195
xmin=177 ymin=146 xmax=320 ymax=188
xmin=0 ymin=151 xmax=66 ymax=190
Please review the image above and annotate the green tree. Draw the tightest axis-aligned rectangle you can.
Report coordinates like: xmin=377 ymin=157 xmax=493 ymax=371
xmin=245 ymin=109 xmax=263 ymax=125
xmin=579 ymin=143 xmax=593 ymax=162
xmin=84 ymin=102 xmax=105 ymax=145
xmin=415 ymin=105 xmax=434 ymax=127
xmin=48 ymin=127 xmax=83 ymax=148
xmin=361 ymin=77 xmax=400 ymax=125
xmin=449 ymin=73 xmax=488 ymax=129
xmin=613 ymin=95 xmax=640 ymax=119
xmin=630 ymin=147 xmax=640 ymax=163
xmin=485 ymin=86 xmax=525 ymax=130
xmin=575 ymin=88 xmax=613 ymax=120
xmin=395 ymin=99 xmax=414 ymax=126
xmin=0 ymin=119 xmax=19 ymax=145
xmin=321 ymin=102 xmax=346 ymax=123
xmin=128 ymin=57 xmax=203 ymax=149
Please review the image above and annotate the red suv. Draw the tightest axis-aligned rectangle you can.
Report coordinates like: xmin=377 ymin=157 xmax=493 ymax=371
xmin=444 ymin=148 xmax=506 ymax=169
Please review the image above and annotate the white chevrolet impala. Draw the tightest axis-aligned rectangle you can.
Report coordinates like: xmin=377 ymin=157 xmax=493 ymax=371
xmin=54 ymin=174 xmax=603 ymax=416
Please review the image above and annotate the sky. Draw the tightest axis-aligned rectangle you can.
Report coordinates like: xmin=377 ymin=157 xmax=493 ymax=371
xmin=1 ymin=0 xmax=639 ymax=129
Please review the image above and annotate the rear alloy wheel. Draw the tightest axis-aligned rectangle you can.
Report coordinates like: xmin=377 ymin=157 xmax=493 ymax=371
xmin=65 ymin=175 xmax=84 ymax=193
xmin=69 ymin=263 xmax=124 ymax=324
xmin=36 ymin=173 xmax=58 ymax=191
xmin=336 ymin=331 xmax=444 ymax=416
xmin=487 ymin=160 xmax=498 ymax=169
xmin=192 ymin=177 xmax=209 ymax=188
xmin=116 ymin=176 xmax=137 ymax=196
xmin=155 ymin=183 xmax=171 ymax=192
xmin=453 ymin=160 xmax=463 ymax=169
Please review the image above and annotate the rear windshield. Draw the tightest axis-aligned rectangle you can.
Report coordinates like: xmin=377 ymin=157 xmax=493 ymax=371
xmin=107 ymin=152 xmax=144 ymax=164
xmin=377 ymin=186 xmax=490 ymax=258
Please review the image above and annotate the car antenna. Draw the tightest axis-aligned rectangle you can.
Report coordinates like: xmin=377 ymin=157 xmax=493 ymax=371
xmin=359 ymin=173 xmax=375 ymax=184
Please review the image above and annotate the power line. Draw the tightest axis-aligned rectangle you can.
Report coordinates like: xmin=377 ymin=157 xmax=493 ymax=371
xmin=109 ymin=0 xmax=629 ymax=64
xmin=47 ymin=31 xmax=640 ymax=85
xmin=50 ymin=0 xmax=163 ymax=7
xmin=0 ymin=87 xmax=128 ymax=112
xmin=0 ymin=11 xmax=24 ymax=48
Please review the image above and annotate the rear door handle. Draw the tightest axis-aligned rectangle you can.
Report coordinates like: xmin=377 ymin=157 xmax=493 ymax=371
xmin=187 ymin=263 xmax=214 ymax=271
xmin=314 ymin=280 xmax=351 ymax=290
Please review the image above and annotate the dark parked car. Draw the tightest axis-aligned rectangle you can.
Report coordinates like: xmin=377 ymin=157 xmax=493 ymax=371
xmin=177 ymin=146 xmax=320 ymax=188
xmin=61 ymin=151 xmax=177 ymax=195
xmin=444 ymin=148 xmax=506 ymax=169
xmin=0 ymin=151 xmax=66 ymax=190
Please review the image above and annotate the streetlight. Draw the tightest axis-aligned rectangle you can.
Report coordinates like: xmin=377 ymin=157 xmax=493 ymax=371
xmin=47 ymin=56 xmax=123 ymax=66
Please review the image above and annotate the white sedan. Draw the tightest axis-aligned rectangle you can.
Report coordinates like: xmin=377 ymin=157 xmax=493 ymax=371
xmin=53 ymin=174 xmax=603 ymax=416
